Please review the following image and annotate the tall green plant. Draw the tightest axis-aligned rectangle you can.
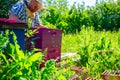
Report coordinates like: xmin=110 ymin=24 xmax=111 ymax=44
xmin=76 ymin=27 xmax=120 ymax=78
xmin=0 ymin=30 xmax=75 ymax=80
xmin=0 ymin=30 xmax=9 ymax=52
xmin=0 ymin=31 xmax=43 ymax=80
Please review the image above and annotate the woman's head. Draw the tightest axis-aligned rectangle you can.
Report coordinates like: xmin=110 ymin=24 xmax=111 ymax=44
xmin=29 ymin=0 xmax=44 ymax=13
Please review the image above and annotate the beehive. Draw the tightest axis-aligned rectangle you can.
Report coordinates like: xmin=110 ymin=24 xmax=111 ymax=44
xmin=101 ymin=70 xmax=120 ymax=80
xmin=25 ymin=28 xmax=62 ymax=67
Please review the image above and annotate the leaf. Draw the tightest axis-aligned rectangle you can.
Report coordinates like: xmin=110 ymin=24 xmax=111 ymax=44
xmin=6 ymin=43 xmax=15 ymax=55
xmin=15 ymin=43 xmax=25 ymax=61
xmin=45 ymin=59 xmax=55 ymax=68
xmin=11 ymin=32 xmax=17 ymax=43
xmin=31 ymin=62 xmax=37 ymax=77
xmin=57 ymin=75 xmax=67 ymax=80
xmin=0 ymin=53 xmax=9 ymax=65
xmin=28 ymin=52 xmax=42 ymax=62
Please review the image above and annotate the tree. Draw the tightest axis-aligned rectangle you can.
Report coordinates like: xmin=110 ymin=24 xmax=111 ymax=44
xmin=0 ymin=0 xmax=18 ymax=18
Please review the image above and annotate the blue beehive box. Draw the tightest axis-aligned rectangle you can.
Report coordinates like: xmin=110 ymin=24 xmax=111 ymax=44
xmin=0 ymin=18 xmax=28 ymax=50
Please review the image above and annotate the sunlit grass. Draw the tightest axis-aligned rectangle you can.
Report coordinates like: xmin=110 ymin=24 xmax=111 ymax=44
xmin=62 ymin=27 xmax=120 ymax=53
xmin=62 ymin=27 xmax=120 ymax=78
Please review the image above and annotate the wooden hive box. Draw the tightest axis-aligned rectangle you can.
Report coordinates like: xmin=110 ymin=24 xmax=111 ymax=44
xmin=25 ymin=28 xmax=62 ymax=67
xmin=0 ymin=18 xmax=28 ymax=50
xmin=101 ymin=70 xmax=120 ymax=80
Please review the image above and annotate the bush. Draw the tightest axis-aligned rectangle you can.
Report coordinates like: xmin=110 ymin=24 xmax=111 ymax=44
xmin=40 ymin=0 xmax=120 ymax=33
xmin=0 ymin=0 xmax=18 ymax=18
xmin=0 ymin=30 xmax=75 ymax=80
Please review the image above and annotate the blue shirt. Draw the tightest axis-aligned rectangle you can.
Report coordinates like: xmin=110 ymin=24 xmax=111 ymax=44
xmin=9 ymin=1 xmax=41 ymax=27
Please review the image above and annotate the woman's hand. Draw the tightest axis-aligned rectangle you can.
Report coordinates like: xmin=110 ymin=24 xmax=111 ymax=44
xmin=9 ymin=14 xmax=26 ymax=23
xmin=37 ymin=24 xmax=48 ymax=28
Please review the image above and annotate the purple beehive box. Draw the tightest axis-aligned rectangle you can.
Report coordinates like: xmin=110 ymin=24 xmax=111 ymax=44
xmin=25 ymin=28 xmax=62 ymax=67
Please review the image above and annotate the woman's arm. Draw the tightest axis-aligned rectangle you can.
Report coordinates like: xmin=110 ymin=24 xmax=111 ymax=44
xmin=9 ymin=14 xmax=26 ymax=23
xmin=9 ymin=14 xmax=20 ymax=21
xmin=37 ymin=24 xmax=48 ymax=28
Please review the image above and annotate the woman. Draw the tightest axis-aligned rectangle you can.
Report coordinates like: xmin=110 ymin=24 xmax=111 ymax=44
xmin=9 ymin=0 xmax=46 ymax=28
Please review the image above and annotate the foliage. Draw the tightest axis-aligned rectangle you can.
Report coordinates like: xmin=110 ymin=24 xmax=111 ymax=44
xmin=40 ymin=59 xmax=74 ymax=80
xmin=62 ymin=26 xmax=120 ymax=79
xmin=0 ymin=30 xmax=9 ymax=51
xmin=89 ymin=1 xmax=120 ymax=31
xmin=0 ymin=0 xmax=18 ymax=18
xmin=0 ymin=31 xmax=43 ymax=80
xmin=0 ymin=30 xmax=74 ymax=80
xmin=40 ymin=0 xmax=120 ymax=33
xmin=77 ymin=27 xmax=120 ymax=78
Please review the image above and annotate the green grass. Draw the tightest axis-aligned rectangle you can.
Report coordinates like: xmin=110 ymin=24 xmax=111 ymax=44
xmin=62 ymin=27 xmax=120 ymax=79
xmin=62 ymin=27 xmax=120 ymax=53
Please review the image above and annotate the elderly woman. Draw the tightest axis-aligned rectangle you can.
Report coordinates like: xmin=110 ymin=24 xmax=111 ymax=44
xmin=9 ymin=0 xmax=46 ymax=28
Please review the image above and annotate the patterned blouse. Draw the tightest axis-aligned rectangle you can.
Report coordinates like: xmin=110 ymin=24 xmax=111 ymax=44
xmin=9 ymin=0 xmax=41 ymax=27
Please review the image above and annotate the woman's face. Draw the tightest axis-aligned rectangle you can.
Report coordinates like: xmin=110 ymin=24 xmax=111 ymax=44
xmin=29 ymin=0 xmax=42 ymax=13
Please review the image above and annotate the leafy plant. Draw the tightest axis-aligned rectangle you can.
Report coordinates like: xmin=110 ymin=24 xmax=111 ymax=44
xmin=76 ymin=27 xmax=120 ymax=78
xmin=0 ymin=30 xmax=75 ymax=80
xmin=0 ymin=31 xmax=43 ymax=80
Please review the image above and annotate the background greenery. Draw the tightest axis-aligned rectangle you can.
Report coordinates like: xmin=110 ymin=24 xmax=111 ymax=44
xmin=0 ymin=0 xmax=18 ymax=18
xmin=0 ymin=0 xmax=120 ymax=33
xmin=40 ymin=0 xmax=120 ymax=33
